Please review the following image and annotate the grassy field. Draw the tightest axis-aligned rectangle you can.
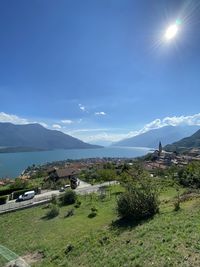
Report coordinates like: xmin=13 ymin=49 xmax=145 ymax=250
xmin=1 ymin=182 xmax=200 ymax=267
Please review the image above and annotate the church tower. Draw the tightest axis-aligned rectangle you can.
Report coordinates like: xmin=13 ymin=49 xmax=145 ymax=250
xmin=158 ymin=141 xmax=162 ymax=156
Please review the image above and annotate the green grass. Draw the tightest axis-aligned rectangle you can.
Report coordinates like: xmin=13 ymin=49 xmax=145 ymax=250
xmin=1 ymin=184 xmax=200 ymax=266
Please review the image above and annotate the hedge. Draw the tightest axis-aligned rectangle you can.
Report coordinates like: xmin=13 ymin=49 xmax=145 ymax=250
xmin=0 ymin=195 xmax=8 ymax=205
xmin=0 ymin=187 xmax=24 ymax=197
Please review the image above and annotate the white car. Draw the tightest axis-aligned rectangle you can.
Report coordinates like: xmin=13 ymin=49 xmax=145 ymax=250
xmin=17 ymin=190 xmax=35 ymax=201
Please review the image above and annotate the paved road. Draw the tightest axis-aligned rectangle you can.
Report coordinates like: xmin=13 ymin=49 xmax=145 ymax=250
xmin=0 ymin=180 xmax=118 ymax=214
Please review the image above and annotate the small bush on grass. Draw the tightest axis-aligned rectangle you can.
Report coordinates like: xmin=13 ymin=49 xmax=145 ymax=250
xmin=174 ymin=200 xmax=180 ymax=211
xmin=88 ymin=207 xmax=98 ymax=218
xmin=65 ymin=244 xmax=74 ymax=254
xmin=46 ymin=204 xmax=59 ymax=219
xmin=117 ymin=181 xmax=159 ymax=221
xmin=74 ymin=201 xmax=81 ymax=208
xmin=91 ymin=206 xmax=98 ymax=212
xmin=174 ymin=188 xmax=181 ymax=211
xmin=51 ymin=195 xmax=57 ymax=205
xmin=64 ymin=209 xmax=74 ymax=218
xmin=61 ymin=190 xmax=77 ymax=206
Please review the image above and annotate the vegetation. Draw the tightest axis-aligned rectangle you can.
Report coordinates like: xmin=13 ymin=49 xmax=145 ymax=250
xmin=117 ymin=181 xmax=159 ymax=221
xmin=79 ymin=168 xmax=117 ymax=184
xmin=45 ymin=204 xmax=59 ymax=219
xmin=61 ymin=190 xmax=77 ymax=205
xmin=164 ymin=129 xmax=200 ymax=152
xmin=176 ymin=161 xmax=200 ymax=188
xmin=0 ymin=195 xmax=7 ymax=205
xmin=1 ymin=183 xmax=200 ymax=266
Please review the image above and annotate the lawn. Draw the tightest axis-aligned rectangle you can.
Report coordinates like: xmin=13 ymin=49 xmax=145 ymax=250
xmin=1 ymin=183 xmax=200 ymax=267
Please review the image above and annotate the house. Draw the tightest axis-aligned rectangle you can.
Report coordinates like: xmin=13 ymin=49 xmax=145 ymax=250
xmin=47 ymin=168 xmax=79 ymax=189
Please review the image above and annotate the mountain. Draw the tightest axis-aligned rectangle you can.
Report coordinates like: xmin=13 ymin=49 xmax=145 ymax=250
xmin=0 ymin=123 xmax=101 ymax=152
xmin=113 ymin=126 xmax=200 ymax=149
xmin=165 ymin=129 xmax=200 ymax=152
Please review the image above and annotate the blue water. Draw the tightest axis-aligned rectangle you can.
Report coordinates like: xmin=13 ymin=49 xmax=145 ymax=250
xmin=0 ymin=147 xmax=150 ymax=178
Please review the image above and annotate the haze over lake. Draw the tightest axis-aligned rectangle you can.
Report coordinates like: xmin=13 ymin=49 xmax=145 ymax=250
xmin=0 ymin=147 xmax=150 ymax=178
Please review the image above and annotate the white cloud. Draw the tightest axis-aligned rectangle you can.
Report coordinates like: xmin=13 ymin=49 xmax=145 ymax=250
xmin=0 ymin=112 xmax=30 ymax=124
xmin=137 ymin=113 xmax=200 ymax=135
xmin=39 ymin=122 xmax=48 ymax=128
xmin=79 ymin=104 xmax=86 ymax=112
xmin=80 ymin=132 xmax=132 ymax=143
xmin=67 ymin=128 xmax=109 ymax=134
xmin=52 ymin=124 xmax=62 ymax=129
xmin=95 ymin=111 xmax=106 ymax=116
xmin=61 ymin=119 xmax=73 ymax=124
xmin=70 ymin=113 xmax=200 ymax=144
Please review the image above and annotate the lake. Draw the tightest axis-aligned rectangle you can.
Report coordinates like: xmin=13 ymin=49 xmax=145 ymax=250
xmin=0 ymin=146 xmax=150 ymax=178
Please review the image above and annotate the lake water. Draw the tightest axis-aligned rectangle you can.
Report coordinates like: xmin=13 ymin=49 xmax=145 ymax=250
xmin=0 ymin=147 xmax=150 ymax=178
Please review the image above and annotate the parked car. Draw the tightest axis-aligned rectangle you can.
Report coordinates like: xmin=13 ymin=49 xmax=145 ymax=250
xmin=16 ymin=190 xmax=35 ymax=202
xmin=64 ymin=184 xmax=71 ymax=189
xmin=59 ymin=187 xmax=65 ymax=192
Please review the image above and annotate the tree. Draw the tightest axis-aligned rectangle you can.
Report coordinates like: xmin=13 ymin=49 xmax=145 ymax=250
xmin=61 ymin=190 xmax=77 ymax=205
xmin=117 ymin=181 xmax=159 ymax=221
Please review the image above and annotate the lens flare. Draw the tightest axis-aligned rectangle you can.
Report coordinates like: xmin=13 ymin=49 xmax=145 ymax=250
xmin=165 ymin=24 xmax=178 ymax=40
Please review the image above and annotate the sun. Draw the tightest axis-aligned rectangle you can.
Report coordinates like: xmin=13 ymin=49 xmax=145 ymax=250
xmin=165 ymin=24 xmax=179 ymax=40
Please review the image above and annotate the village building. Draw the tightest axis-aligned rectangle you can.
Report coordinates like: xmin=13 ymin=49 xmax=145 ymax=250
xmin=47 ymin=168 xmax=79 ymax=189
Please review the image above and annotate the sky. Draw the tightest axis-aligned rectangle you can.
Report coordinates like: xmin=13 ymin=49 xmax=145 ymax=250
xmin=0 ymin=0 xmax=200 ymax=145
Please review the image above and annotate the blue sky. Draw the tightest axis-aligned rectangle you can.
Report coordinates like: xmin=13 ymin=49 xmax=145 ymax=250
xmin=0 ymin=0 xmax=200 ymax=145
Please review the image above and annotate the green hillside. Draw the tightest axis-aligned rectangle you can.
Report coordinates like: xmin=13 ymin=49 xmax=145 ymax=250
xmin=165 ymin=129 xmax=200 ymax=152
xmin=1 ymin=183 xmax=200 ymax=267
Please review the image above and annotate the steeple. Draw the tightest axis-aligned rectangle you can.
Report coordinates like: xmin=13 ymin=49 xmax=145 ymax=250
xmin=158 ymin=141 xmax=162 ymax=156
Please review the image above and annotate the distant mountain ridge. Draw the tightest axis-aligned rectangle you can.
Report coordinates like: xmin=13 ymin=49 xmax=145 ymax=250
xmin=0 ymin=123 xmax=101 ymax=152
xmin=165 ymin=129 xmax=200 ymax=152
xmin=113 ymin=126 xmax=200 ymax=149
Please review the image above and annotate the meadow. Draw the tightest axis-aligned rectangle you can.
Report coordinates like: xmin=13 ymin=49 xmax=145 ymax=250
xmin=0 ymin=182 xmax=200 ymax=267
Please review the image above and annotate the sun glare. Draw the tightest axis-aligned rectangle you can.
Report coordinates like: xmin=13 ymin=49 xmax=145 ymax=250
xmin=165 ymin=24 xmax=178 ymax=40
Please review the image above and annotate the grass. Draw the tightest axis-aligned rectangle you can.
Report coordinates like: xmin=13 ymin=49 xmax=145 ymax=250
xmin=1 ymin=183 xmax=200 ymax=266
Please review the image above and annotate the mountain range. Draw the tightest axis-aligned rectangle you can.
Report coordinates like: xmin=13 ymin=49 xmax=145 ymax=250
xmin=165 ymin=129 xmax=200 ymax=152
xmin=113 ymin=126 xmax=200 ymax=149
xmin=0 ymin=123 xmax=101 ymax=152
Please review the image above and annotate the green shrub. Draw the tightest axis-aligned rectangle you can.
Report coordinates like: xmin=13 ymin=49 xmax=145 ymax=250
xmin=88 ymin=211 xmax=97 ymax=218
xmin=61 ymin=190 xmax=77 ymax=206
xmin=0 ymin=188 xmax=23 ymax=197
xmin=88 ymin=207 xmax=98 ymax=218
xmin=174 ymin=188 xmax=181 ymax=211
xmin=46 ymin=204 xmax=59 ymax=219
xmin=74 ymin=201 xmax=81 ymax=208
xmin=117 ymin=181 xmax=159 ymax=221
xmin=64 ymin=209 xmax=74 ymax=218
xmin=0 ymin=195 xmax=7 ymax=205
xmin=174 ymin=200 xmax=180 ymax=211
xmin=91 ymin=207 xmax=98 ymax=212
xmin=51 ymin=195 xmax=57 ymax=205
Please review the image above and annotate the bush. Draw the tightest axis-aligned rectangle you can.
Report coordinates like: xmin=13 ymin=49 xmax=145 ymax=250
xmin=51 ymin=195 xmax=57 ymax=205
xmin=91 ymin=207 xmax=98 ymax=212
xmin=61 ymin=190 xmax=77 ymax=206
xmin=174 ymin=200 xmax=180 ymax=211
xmin=64 ymin=209 xmax=74 ymax=218
xmin=174 ymin=188 xmax=181 ymax=211
xmin=0 ymin=195 xmax=7 ymax=205
xmin=0 ymin=188 xmax=24 ymax=197
xmin=46 ymin=204 xmax=59 ymax=218
xmin=74 ymin=201 xmax=81 ymax=208
xmin=117 ymin=181 xmax=159 ymax=221
xmin=88 ymin=207 xmax=98 ymax=218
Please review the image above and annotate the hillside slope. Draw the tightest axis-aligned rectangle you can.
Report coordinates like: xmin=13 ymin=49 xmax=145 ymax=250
xmin=165 ymin=129 xmax=200 ymax=152
xmin=0 ymin=123 xmax=101 ymax=152
xmin=113 ymin=126 xmax=199 ymax=148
